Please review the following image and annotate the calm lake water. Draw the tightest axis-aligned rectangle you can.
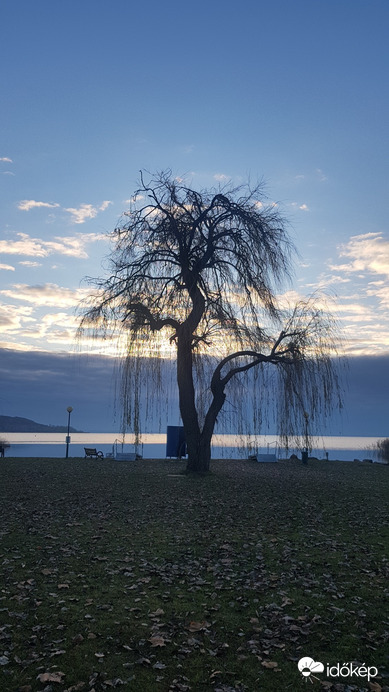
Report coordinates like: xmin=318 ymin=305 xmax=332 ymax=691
xmin=3 ymin=432 xmax=382 ymax=461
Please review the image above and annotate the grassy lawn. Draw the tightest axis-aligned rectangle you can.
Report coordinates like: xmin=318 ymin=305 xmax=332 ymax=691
xmin=0 ymin=458 xmax=388 ymax=692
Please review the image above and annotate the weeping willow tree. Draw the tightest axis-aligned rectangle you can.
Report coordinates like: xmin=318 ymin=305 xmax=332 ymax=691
xmin=79 ymin=171 xmax=343 ymax=473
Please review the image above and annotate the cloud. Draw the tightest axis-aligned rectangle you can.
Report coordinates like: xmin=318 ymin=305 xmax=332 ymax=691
xmin=181 ymin=145 xmax=194 ymax=154
xmin=0 ymin=157 xmax=12 ymax=163
xmin=63 ymin=200 xmax=112 ymax=224
xmin=366 ymin=284 xmax=389 ymax=310
xmin=331 ymin=232 xmax=389 ymax=278
xmin=18 ymin=261 xmax=42 ymax=268
xmin=214 ymin=173 xmax=230 ymax=182
xmin=18 ymin=200 xmax=60 ymax=211
xmin=335 ymin=302 xmax=375 ymax=321
xmin=0 ymin=348 xmax=118 ymax=431
xmin=0 ymin=232 xmax=106 ymax=259
xmin=290 ymin=202 xmax=309 ymax=211
xmin=0 ymin=300 xmax=90 ymax=351
xmin=0 ymin=303 xmax=35 ymax=332
xmin=316 ymin=168 xmax=328 ymax=182
xmin=18 ymin=199 xmax=112 ymax=224
xmin=274 ymin=285 xmax=389 ymax=355
xmin=0 ymin=264 xmax=15 ymax=272
xmin=0 ymin=347 xmax=388 ymax=436
xmin=123 ymin=194 xmax=145 ymax=209
xmin=0 ymin=283 xmax=88 ymax=308
xmin=17 ymin=312 xmax=80 ymax=345
xmin=306 ymin=273 xmax=351 ymax=289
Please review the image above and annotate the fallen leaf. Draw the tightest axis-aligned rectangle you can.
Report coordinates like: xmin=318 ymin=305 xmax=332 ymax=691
xmin=209 ymin=670 xmax=223 ymax=679
xmin=148 ymin=636 xmax=166 ymax=647
xmin=368 ymin=683 xmax=382 ymax=692
xmin=135 ymin=656 xmax=151 ymax=665
xmin=261 ymin=660 xmax=278 ymax=669
xmin=37 ymin=671 xmax=65 ymax=683
xmin=187 ymin=620 xmax=210 ymax=632
xmin=72 ymin=633 xmax=84 ymax=644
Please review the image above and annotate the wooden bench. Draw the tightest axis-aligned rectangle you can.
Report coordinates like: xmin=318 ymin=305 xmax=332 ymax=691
xmin=84 ymin=447 xmax=104 ymax=459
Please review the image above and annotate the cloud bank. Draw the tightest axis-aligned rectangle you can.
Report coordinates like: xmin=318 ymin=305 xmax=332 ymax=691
xmin=18 ymin=199 xmax=112 ymax=224
xmin=332 ymin=233 xmax=389 ymax=278
xmin=0 ymin=283 xmax=88 ymax=307
xmin=0 ymin=349 xmax=388 ymax=437
xmin=0 ymin=232 xmax=106 ymax=259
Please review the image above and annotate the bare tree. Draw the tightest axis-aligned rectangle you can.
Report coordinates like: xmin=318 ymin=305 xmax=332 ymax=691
xmin=80 ymin=171 xmax=343 ymax=473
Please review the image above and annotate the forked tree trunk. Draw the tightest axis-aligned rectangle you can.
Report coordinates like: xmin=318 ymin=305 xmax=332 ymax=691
xmin=177 ymin=332 xmax=226 ymax=473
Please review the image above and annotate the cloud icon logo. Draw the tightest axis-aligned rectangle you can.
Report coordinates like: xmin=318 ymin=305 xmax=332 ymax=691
xmin=298 ymin=657 xmax=325 ymax=678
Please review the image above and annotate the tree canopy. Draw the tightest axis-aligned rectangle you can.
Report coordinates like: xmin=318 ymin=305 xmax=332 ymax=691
xmin=80 ymin=171 xmax=343 ymax=472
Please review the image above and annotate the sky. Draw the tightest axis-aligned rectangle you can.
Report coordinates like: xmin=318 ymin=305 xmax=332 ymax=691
xmin=1 ymin=1 xmax=388 ymax=434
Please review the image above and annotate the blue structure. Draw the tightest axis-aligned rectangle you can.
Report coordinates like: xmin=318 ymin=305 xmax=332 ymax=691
xmin=166 ymin=425 xmax=186 ymax=458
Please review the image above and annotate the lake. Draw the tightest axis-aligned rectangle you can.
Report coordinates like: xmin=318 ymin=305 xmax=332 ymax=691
xmin=3 ymin=432 xmax=382 ymax=461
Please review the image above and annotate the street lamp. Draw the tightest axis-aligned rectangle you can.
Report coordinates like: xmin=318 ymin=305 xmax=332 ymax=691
xmin=65 ymin=406 xmax=73 ymax=459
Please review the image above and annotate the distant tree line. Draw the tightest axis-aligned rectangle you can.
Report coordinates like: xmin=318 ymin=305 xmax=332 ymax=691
xmin=0 ymin=415 xmax=81 ymax=433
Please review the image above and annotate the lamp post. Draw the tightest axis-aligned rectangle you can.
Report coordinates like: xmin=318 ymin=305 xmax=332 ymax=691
xmin=65 ymin=406 xmax=73 ymax=459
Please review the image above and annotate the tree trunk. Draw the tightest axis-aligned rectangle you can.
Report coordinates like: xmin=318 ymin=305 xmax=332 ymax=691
xmin=190 ymin=385 xmax=226 ymax=473
xmin=185 ymin=435 xmax=212 ymax=474
xmin=176 ymin=332 xmax=203 ymax=472
xmin=177 ymin=330 xmax=227 ymax=473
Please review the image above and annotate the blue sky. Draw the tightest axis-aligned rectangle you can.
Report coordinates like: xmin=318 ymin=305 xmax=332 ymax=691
xmin=1 ymin=1 xmax=388 ymax=432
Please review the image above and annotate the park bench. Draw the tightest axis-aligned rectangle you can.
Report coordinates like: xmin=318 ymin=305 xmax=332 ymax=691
xmin=84 ymin=447 xmax=104 ymax=459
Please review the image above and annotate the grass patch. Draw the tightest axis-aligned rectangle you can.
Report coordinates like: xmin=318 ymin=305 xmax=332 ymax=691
xmin=0 ymin=457 xmax=388 ymax=691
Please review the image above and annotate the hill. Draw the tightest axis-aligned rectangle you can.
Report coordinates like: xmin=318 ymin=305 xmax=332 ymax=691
xmin=0 ymin=415 xmax=82 ymax=433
